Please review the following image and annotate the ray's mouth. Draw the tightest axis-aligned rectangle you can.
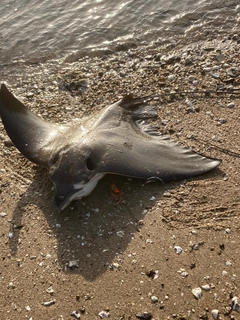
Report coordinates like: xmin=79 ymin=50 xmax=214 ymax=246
xmin=54 ymin=188 xmax=84 ymax=211
xmin=53 ymin=173 xmax=105 ymax=210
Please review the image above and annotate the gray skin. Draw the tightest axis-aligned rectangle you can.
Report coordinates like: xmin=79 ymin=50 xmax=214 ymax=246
xmin=0 ymin=84 xmax=221 ymax=210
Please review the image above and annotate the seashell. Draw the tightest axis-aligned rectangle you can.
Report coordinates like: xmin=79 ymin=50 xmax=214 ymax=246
xmin=177 ymin=268 xmax=188 ymax=278
xmin=201 ymin=284 xmax=210 ymax=291
xmin=192 ymin=287 xmax=202 ymax=299
xmin=211 ymin=309 xmax=219 ymax=320
xmin=68 ymin=260 xmax=79 ymax=269
xmin=231 ymin=296 xmax=240 ymax=312
xmin=70 ymin=311 xmax=81 ymax=319
xmin=174 ymin=246 xmax=183 ymax=254
xmin=98 ymin=310 xmax=110 ymax=319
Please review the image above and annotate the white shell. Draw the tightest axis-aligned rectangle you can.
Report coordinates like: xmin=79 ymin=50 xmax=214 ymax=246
xmin=231 ymin=296 xmax=240 ymax=312
xmin=201 ymin=284 xmax=210 ymax=291
xmin=174 ymin=246 xmax=183 ymax=254
xmin=192 ymin=287 xmax=202 ymax=299
xmin=98 ymin=311 xmax=110 ymax=319
xmin=211 ymin=309 xmax=219 ymax=320
xmin=177 ymin=268 xmax=188 ymax=277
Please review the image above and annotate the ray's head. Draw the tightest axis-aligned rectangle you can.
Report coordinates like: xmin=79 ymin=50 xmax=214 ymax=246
xmin=49 ymin=144 xmax=104 ymax=210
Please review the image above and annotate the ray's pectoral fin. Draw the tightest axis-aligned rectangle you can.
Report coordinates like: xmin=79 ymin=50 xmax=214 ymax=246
xmin=100 ymin=115 xmax=221 ymax=181
xmin=0 ymin=84 xmax=64 ymax=166
xmin=119 ymin=94 xmax=158 ymax=120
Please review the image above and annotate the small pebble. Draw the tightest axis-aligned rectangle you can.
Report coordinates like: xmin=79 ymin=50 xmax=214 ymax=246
xmin=216 ymin=53 xmax=225 ymax=62
xmin=46 ymin=286 xmax=54 ymax=294
xmin=188 ymin=75 xmax=196 ymax=82
xmin=111 ymin=262 xmax=120 ymax=270
xmin=136 ymin=312 xmax=152 ymax=320
xmin=203 ymin=67 xmax=211 ymax=72
xmin=226 ymin=260 xmax=232 ymax=267
xmin=68 ymin=260 xmax=79 ymax=269
xmin=116 ymin=230 xmax=124 ymax=237
xmin=26 ymin=92 xmax=34 ymax=98
xmin=177 ymin=268 xmax=188 ymax=277
xmin=167 ymin=74 xmax=175 ymax=81
xmin=211 ymin=73 xmax=220 ymax=79
xmin=219 ymin=118 xmax=226 ymax=124
xmin=151 ymin=296 xmax=158 ymax=303
xmin=0 ymin=212 xmax=7 ymax=217
xmin=191 ymin=230 xmax=197 ymax=235
xmin=227 ymin=102 xmax=235 ymax=108
xmin=201 ymin=284 xmax=210 ymax=291
xmin=8 ymin=282 xmax=15 ymax=289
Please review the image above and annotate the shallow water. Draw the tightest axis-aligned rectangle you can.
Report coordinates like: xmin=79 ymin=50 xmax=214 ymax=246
xmin=0 ymin=0 xmax=239 ymax=65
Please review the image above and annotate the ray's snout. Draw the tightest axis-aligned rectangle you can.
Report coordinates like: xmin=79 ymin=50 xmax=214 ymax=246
xmin=53 ymin=183 xmax=76 ymax=210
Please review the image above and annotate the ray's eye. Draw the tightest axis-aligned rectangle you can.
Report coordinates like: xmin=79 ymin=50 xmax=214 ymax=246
xmin=86 ymin=156 xmax=95 ymax=171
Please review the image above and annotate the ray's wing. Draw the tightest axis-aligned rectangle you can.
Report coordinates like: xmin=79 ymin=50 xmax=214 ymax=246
xmin=94 ymin=95 xmax=221 ymax=181
xmin=0 ymin=84 xmax=65 ymax=166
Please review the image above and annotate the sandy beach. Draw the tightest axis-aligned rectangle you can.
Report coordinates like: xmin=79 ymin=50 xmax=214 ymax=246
xmin=0 ymin=36 xmax=240 ymax=319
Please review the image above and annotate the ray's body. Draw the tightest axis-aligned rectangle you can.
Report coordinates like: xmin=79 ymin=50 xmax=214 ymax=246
xmin=0 ymin=84 xmax=220 ymax=209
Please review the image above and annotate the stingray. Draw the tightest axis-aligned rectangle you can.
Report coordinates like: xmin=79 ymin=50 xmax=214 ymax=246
xmin=0 ymin=83 xmax=221 ymax=210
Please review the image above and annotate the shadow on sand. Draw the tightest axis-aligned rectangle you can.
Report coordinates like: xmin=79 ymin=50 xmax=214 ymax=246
xmin=7 ymin=167 xmax=221 ymax=280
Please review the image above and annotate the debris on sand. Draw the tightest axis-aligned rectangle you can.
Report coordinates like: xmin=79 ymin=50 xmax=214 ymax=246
xmin=211 ymin=309 xmax=219 ymax=320
xmin=192 ymin=287 xmax=202 ymax=300
xmin=231 ymin=296 xmax=240 ymax=312
xmin=135 ymin=312 xmax=152 ymax=319
xmin=98 ymin=310 xmax=110 ymax=318
xmin=42 ymin=299 xmax=56 ymax=306
xmin=70 ymin=310 xmax=81 ymax=319
xmin=68 ymin=260 xmax=79 ymax=269
xmin=174 ymin=246 xmax=183 ymax=254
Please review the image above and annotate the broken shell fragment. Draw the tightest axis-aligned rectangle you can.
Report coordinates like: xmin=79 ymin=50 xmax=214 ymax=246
xmin=201 ymin=284 xmax=210 ymax=291
xmin=174 ymin=246 xmax=183 ymax=254
xmin=116 ymin=230 xmax=125 ymax=237
xmin=70 ymin=311 xmax=81 ymax=319
xmin=192 ymin=287 xmax=202 ymax=299
xmin=42 ymin=299 xmax=56 ymax=306
xmin=211 ymin=309 xmax=219 ymax=320
xmin=177 ymin=268 xmax=188 ymax=278
xmin=231 ymin=296 xmax=240 ymax=312
xmin=0 ymin=212 xmax=7 ymax=217
xmin=46 ymin=285 xmax=54 ymax=294
xmin=98 ymin=310 xmax=110 ymax=319
xmin=68 ymin=260 xmax=79 ymax=269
